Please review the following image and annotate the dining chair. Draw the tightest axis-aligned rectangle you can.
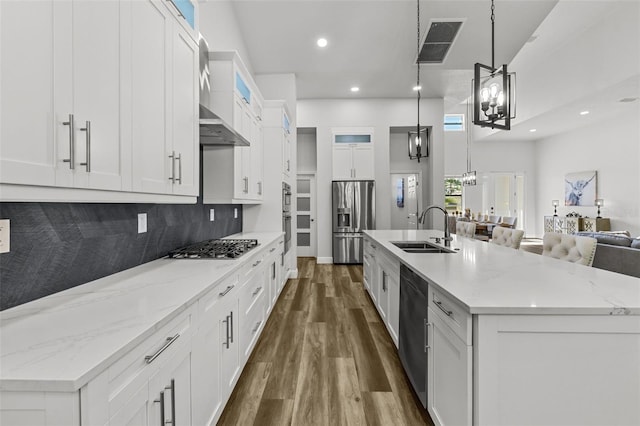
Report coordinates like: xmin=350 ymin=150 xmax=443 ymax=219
xmin=542 ymin=232 xmax=598 ymax=266
xmin=456 ymin=221 xmax=476 ymax=238
xmin=499 ymin=216 xmax=518 ymax=229
xmin=491 ymin=227 xmax=525 ymax=249
xmin=486 ymin=215 xmax=503 ymax=235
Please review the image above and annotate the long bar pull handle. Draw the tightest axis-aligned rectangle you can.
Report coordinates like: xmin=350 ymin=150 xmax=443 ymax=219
xmin=258 ymin=181 xmax=262 ymax=195
xmin=79 ymin=121 xmax=91 ymax=172
xmin=223 ymin=315 xmax=230 ymax=349
xmin=269 ymin=247 xmax=276 ymax=253
xmin=424 ymin=319 xmax=431 ymax=352
xmin=62 ymin=114 xmax=75 ymax=169
xmin=252 ymin=286 xmax=262 ymax=297
xmin=382 ymin=272 xmax=387 ymax=292
xmin=145 ymin=334 xmax=180 ymax=364
xmin=175 ymin=153 xmax=182 ymax=184
xmin=252 ymin=320 xmax=263 ymax=335
xmin=252 ymin=260 xmax=262 ymax=268
xmin=168 ymin=151 xmax=175 ymax=182
xmin=164 ymin=379 xmax=175 ymax=426
xmin=219 ymin=285 xmax=235 ymax=297
xmin=165 ymin=0 xmax=184 ymax=18
xmin=434 ymin=300 xmax=453 ymax=317
xmin=154 ymin=390 xmax=165 ymax=426
xmin=229 ymin=310 xmax=234 ymax=343
xmin=243 ymin=177 xmax=249 ymax=193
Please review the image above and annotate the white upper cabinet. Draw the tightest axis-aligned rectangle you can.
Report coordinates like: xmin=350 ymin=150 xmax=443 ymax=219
xmin=331 ymin=129 xmax=374 ymax=180
xmin=0 ymin=0 xmax=198 ymax=202
xmin=1 ymin=0 xmax=126 ymax=192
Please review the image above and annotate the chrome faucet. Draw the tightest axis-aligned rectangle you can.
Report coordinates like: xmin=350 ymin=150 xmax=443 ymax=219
xmin=418 ymin=205 xmax=452 ymax=246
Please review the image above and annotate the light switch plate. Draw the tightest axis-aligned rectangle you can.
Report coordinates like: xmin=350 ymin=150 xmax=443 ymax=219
xmin=138 ymin=213 xmax=147 ymax=234
xmin=234 ymin=208 xmax=238 ymax=219
xmin=0 ymin=219 xmax=10 ymax=253
xmin=210 ymin=209 xmax=215 ymax=221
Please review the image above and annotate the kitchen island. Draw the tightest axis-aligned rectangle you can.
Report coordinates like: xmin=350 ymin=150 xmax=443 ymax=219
xmin=364 ymin=229 xmax=640 ymax=426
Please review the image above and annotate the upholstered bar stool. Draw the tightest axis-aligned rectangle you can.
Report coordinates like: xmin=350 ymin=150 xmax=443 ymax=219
xmin=491 ymin=227 xmax=525 ymax=249
xmin=542 ymin=232 xmax=598 ymax=266
xmin=456 ymin=221 xmax=476 ymax=238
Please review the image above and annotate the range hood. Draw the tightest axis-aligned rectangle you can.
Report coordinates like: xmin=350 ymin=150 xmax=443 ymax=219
xmin=198 ymin=34 xmax=250 ymax=147
xmin=199 ymin=104 xmax=250 ymax=146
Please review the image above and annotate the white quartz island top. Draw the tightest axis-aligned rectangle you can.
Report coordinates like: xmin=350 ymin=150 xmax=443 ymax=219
xmin=365 ymin=229 xmax=640 ymax=315
xmin=0 ymin=232 xmax=283 ymax=392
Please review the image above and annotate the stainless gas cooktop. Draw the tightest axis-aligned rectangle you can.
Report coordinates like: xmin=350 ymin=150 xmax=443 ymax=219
xmin=168 ymin=239 xmax=259 ymax=259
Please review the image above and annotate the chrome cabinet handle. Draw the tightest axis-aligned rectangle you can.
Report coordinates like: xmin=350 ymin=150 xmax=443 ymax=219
xmin=252 ymin=320 xmax=262 ymax=334
xmin=281 ymin=253 xmax=284 ymax=266
xmin=154 ymin=390 xmax=165 ymax=426
xmin=382 ymin=272 xmax=387 ymax=292
xmin=223 ymin=315 xmax=230 ymax=348
xmin=80 ymin=120 xmax=91 ymax=172
xmin=269 ymin=247 xmax=276 ymax=253
xmin=62 ymin=114 xmax=75 ymax=169
xmin=168 ymin=151 xmax=176 ymax=182
xmin=164 ymin=379 xmax=175 ymax=426
xmin=253 ymin=260 xmax=262 ymax=267
xmin=145 ymin=334 xmax=180 ymax=364
xmin=258 ymin=181 xmax=262 ymax=195
xmin=175 ymin=153 xmax=182 ymax=184
xmin=272 ymin=262 xmax=276 ymax=279
xmin=286 ymin=160 xmax=290 ymax=172
xmin=165 ymin=0 xmax=184 ymax=18
xmin=219 ymin=285 xmax=234 ymax=297
xmin=434 ymin=300 xmax=453 ymax=317
xmin=252 ymin=286 xmax=262 ymax=297
xmin=229 ymin=311 xmax=234 ymax=343
xmin=424 ymin=319 xmax=431 ymax=352
xmin=243 ymin=177 xmax=249 ymax=193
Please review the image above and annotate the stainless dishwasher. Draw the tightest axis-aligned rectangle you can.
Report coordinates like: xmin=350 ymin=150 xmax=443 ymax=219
xmin=399 ymin=264 xmax=428 ymax=408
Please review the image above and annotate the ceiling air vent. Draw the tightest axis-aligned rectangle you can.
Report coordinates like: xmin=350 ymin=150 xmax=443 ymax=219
xmin=418 ymin=21 xmax=463 ymax=64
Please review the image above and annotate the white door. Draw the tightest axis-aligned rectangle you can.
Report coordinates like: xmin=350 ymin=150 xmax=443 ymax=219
xmin=490 ymin=173 xmax=525 ymax=230
xmin=296 ymin=174 xmax=316 ymax=257
xmin=406 ymin=175 xmax=419 ymax=229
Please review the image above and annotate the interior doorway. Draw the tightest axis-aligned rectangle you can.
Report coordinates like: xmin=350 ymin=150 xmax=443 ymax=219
xmin=296 ymin=174 xmax=316 ymax=257
xmin=486 ymin=172 xmax=525 ymax=230
xmin=390 ymin=172 xmax=422 ymax=229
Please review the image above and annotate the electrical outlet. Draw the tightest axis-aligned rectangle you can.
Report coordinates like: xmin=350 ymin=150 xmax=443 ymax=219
xmin=210 ymin=209 xmax=215 ymax=221
xmin=234 ymin=208 xmax=238 ymax=219
xmin=138 ymin=213 xmax=147 ymax=234
xmin=0 ymin=219 xmax=10 ymax=253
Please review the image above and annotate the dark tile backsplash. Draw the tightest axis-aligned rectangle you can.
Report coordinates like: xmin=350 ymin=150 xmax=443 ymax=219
xmin=0 ymin=201 xmax=242 ymax=310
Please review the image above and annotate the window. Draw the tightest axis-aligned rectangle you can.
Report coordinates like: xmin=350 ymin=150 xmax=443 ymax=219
xmin=445 ymin=177 xmax=463 ymax=214
xmin=444 ymin=114 xmax=465 ymax=132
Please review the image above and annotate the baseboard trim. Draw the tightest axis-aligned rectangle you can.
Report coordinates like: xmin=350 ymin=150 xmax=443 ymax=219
xmin=317 ymin=257 xmax=333 ymax=264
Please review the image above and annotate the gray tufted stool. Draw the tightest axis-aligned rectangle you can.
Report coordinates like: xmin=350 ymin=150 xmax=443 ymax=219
xmin=491 ymin=227 xmax=525 ymax=249
xmin=456 ymin=221 xmax=476 ymax=238
xmin=542 ymin=232 xmax=598 ymax=266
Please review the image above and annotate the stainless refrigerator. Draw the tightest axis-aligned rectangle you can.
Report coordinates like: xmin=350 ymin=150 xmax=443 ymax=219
xmin=332 ymin=180 xmax=375 ymax=264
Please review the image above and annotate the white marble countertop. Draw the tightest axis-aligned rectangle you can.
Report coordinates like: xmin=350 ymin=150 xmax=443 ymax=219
xmin=365 ymin=230 xmax=640 ymax=315
xmin=0 ymin=232 xmax=283 ymax=393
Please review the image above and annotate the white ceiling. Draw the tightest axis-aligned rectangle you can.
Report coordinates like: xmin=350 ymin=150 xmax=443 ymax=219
xmin=230 ymin=0 xmax=558 ymax=103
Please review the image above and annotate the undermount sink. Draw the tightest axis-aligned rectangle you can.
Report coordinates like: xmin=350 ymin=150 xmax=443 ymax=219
xmin=391 ymin=241 xmax=456 ymax=254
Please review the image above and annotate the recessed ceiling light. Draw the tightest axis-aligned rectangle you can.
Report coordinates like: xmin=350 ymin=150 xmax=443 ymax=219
xmin=413 ymin=85 xmax=422 ymax=91
xmin=580 ymin=110 xmax=590 ymax=116
xmin=317 ymin=38 xmax=328 ymax=48
xmin=350 ymin=86 xmax=360 ymax=93
xmin=529 ymin=129 xmax=537 ymax=133
xmin=619 ymin=97 xmax=639 ymax=103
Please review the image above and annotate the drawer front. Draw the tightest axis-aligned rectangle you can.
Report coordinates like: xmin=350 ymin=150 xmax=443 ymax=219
xmin=241 ymin=290 xmax=266 ymax=359
xmin=107 ymin=306 xmax=194 ymax=414
xmin=241 ymin=273 xmax=265 ymax=317
xmin=429 ymin=286 xmax=471 ymax=345
xmin=197 ymin=273 xmax=239 ymax=323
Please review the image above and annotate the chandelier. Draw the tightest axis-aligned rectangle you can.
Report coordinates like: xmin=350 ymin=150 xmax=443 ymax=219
xmin=472 ymin=0 xmax=516 ymax=130
xmin=408 ymin=0 xmax=428 ymax=162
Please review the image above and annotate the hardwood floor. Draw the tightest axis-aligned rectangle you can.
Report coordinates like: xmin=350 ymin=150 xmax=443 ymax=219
xmin=218 ymin=258 xmax=434 ymax=426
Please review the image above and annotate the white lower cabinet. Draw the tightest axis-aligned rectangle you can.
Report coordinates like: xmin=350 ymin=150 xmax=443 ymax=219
xmin=369 ymin=242 xmax=400 ymax=347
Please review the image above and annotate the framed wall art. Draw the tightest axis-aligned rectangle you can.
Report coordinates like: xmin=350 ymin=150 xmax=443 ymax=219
xmin=564 ymin=171 xmax=597 ymax=206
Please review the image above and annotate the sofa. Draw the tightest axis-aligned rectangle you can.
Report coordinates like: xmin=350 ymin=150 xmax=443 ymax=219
xmin=576 ymin=232 xmax=640 ymax=278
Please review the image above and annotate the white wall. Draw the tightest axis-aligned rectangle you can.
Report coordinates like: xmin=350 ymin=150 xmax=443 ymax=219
xmin=297 ymin=129 xmax=317 ymax=173
xmin=199 ymin=1 xmax=254 ymax=73
xmin=535 ymin=109 xmax=640 ymax=237
xmin=298 ymin=98 xmax=444 ymax=261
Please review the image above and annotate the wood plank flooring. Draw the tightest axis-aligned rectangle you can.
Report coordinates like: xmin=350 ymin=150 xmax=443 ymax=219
xmin=218 ymin=258 xmax=434 ymax=426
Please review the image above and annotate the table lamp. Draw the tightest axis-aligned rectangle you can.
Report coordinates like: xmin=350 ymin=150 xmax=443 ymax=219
xmin=595 ymin=199 xmax=604 ymax=218
xmin=552 ymin=200 xmax=559 ymax=216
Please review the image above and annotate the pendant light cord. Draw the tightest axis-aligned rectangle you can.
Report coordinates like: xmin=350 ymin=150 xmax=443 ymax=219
xmin=491 ymin=0 xmax=495 ymax=70
xmin=416 ymin=0 xmax=421 ymax=139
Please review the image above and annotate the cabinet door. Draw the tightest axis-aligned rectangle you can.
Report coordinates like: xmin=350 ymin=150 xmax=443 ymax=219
xmin=428 ymin=308 xmax=472 ymax=426
xmin=282 ymin=130 xmax=291 ymax=178
xmin=249 ymin=115 xmax=263 ymax=200
xmin=219 ymin=300 xmax=240 ymax=399
xmin=148 ymin=346 xmax=192 ymax=426
xmin=387 ymin=270 xmax=400 ymax=347
xmin=377 ymin=267 xmax=390 ymax=322
xmin=109 ymin=381 xmax=151 ymax=426
xmin=131 ymin=0 xmax=172 ymax=194
xmin=170 ymin=22 xmax=198 ymax=196
xmin=191 ymin=297 xmax=223 ymax=426
xmin=332 ymin=145 xmax=353 ymax=179
xmin=352 ymin=144 xmax=374 ymax=179
xmin=0 ymin=1 xmax=65 ymax=187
